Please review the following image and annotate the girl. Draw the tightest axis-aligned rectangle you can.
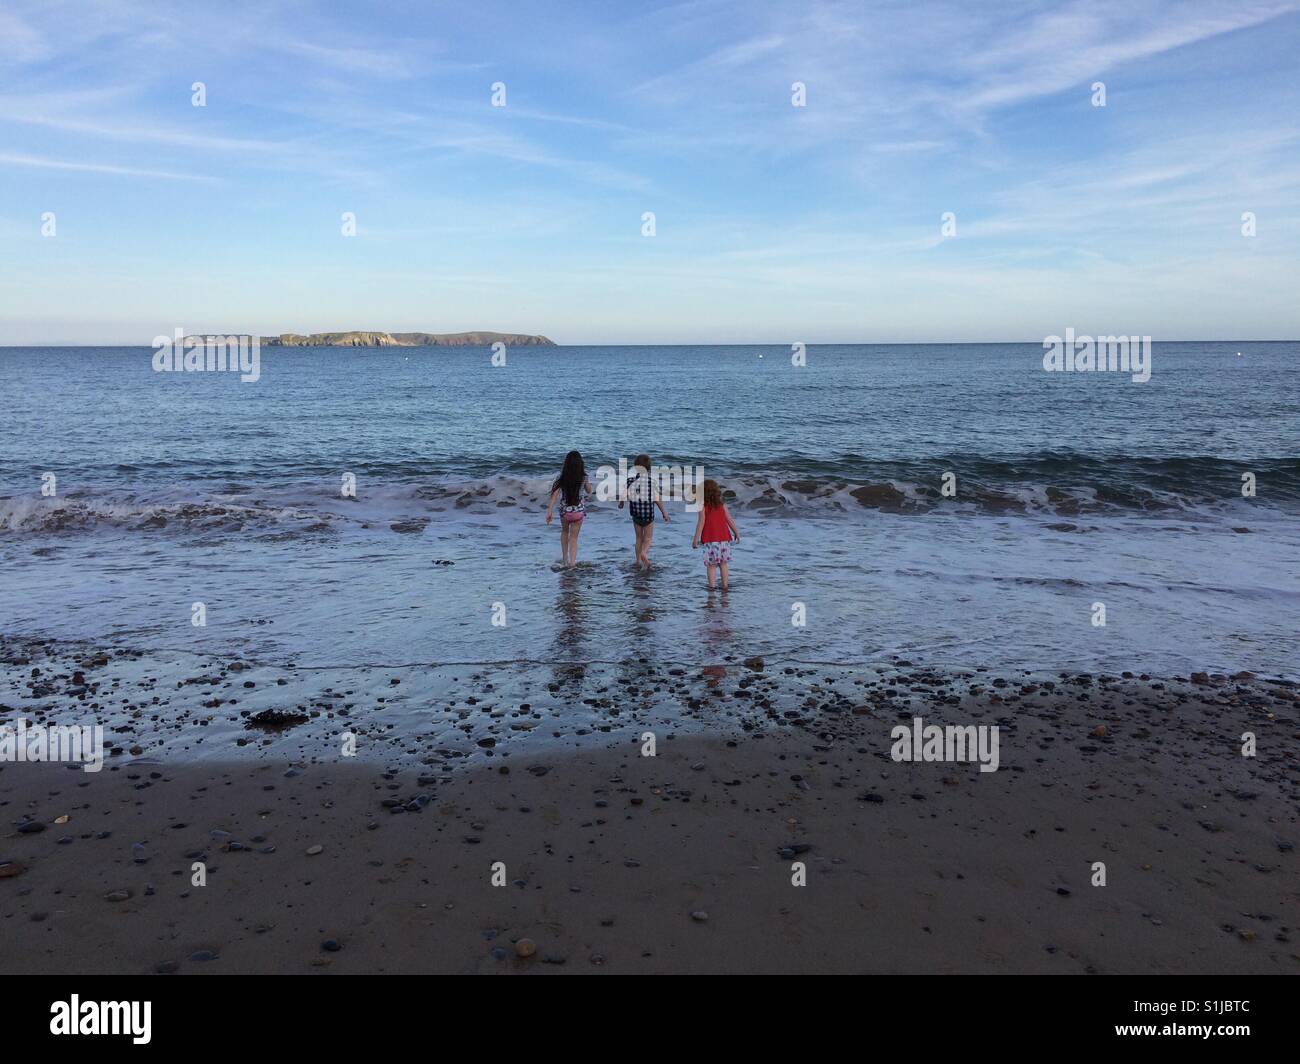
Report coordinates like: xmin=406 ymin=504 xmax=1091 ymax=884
xmin=617 ymin=454 xmax=670 ymax=570
xmin=692 ymin=478 xmax=740 ymax=589
xmin=544 ymin=450 xmax=593 ymax=568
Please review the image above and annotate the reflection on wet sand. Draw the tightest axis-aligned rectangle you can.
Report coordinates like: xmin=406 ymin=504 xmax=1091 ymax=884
xmin=699 ymin=587 xmax=735 ymax=660
xmin=613 ymin=567 xmax=665 ymax=700
xmin=549 ymin=566 xmax=587 ymax=690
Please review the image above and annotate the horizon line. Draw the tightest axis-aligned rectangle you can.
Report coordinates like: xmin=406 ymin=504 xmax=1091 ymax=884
xmin=2 ymin=339 xmax=1299 ymax=349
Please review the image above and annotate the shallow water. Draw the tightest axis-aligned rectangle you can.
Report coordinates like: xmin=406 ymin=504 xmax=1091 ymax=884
xmin=3 ymin=343 xmax=1298 ymax=677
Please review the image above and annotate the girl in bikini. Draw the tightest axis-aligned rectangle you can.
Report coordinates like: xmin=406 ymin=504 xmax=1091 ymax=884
xmin=544 ymin=450 xmax=593 ymax=568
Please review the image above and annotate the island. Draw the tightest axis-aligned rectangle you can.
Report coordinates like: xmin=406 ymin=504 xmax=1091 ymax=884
xmin=256 ymin=331 xmax=555 ymax=347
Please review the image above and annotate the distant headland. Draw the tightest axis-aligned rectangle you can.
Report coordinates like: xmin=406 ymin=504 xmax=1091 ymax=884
xmin=253 ymin=331 xmax=555 ymax=347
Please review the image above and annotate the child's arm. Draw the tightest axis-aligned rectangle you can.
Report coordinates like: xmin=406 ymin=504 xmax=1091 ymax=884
xmin=656 ymin=497 xmax=669 ymax=522
xmin=692 ymin=510 xmax=704 ymax=548
xmin=726 ymin=509 xmax=740 ymax=543
xmin=545 ymin=487 xmax=559 ymax=524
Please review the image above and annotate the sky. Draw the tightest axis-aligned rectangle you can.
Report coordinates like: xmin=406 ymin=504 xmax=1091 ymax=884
xmin=1 ymin=0 xmax=1298 ymax=345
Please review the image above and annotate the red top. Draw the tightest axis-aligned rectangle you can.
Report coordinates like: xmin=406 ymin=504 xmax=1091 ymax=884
xmin=700 ymin=504 xmax=731 ymax=543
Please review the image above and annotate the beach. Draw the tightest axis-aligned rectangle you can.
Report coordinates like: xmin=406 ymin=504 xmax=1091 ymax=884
xmin=2 ymin=342 xmax=1297 ymax=975
xmin=2 ymin=637 xmax=1295 ymax=975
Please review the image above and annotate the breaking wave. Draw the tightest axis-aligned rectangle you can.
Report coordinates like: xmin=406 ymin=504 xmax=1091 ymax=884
xmin=2 ymin=452 xmax=1295 ymax=537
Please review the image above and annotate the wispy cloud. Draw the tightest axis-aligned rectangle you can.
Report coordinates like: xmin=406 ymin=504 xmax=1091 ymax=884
xmin=0 ymin=9 xmax=49 ymax=63
xmin=276 ymin=40 xmax=416 ymax=79
xmin=0 ymin=151 xmax=215 ymax=180
xmin=955 ymin=0 xmax=1300 ymax=112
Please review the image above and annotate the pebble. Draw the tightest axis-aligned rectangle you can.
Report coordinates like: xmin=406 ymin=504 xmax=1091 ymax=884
xmin=306 ymin=844 xmax=324 ymax=856
xmin=515 ymin=938 xmax=537 ymax=958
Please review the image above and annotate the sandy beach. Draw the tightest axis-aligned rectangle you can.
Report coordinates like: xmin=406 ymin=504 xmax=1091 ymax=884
xmin=2 ymin=638 xmax=1295 ymax=975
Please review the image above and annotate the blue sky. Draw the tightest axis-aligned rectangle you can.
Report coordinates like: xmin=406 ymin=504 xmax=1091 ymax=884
xmin=1 ymin=0 xmax=1298 ymax=344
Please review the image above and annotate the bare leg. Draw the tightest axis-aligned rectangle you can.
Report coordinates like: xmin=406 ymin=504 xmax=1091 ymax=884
xmin=719 ymin=561 xmax=729 ymax=590
xmin=642 ymin=523 xmax=655 ymax=568
xmin=705 ymin=563 xmax=717 ymax=589
xmin=558 ymin=523 xmax=570 ymax=565
xmin=568 ymin=522 xmax=582 ymax=566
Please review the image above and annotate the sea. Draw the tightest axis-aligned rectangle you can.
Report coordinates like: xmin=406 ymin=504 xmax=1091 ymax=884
xmin=2 ymin=342 xmax=1297 ymax=679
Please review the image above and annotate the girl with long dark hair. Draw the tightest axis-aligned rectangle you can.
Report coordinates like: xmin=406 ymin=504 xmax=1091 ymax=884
xmin=544 ymin=450 xmax=593 ymax=567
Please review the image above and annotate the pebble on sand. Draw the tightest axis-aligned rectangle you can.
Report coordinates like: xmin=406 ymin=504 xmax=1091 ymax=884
xmin=306 ymin=844 xmax=324 ymax=855
xmin=515 ymin=938 xmax=537 ymax=958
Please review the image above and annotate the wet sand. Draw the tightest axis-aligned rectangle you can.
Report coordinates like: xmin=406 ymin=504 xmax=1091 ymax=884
xmin=1 ymin=640 xmax=1296 ymax=974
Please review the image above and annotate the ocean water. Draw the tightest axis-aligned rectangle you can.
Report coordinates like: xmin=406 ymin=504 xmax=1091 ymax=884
xmin=2 ymin=343 xmax=1297 ymax=678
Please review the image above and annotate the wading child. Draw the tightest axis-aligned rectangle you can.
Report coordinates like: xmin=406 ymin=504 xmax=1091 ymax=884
xmin=692 ymin=478 xmax=740 ymax=589
xmin=544 ymin=450 xmax=593 ymax=568
xmin=617 ymin=454 xmax=670 ymax=570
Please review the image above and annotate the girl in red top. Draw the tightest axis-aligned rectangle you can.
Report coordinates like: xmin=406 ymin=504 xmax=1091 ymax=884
xmin=692 ymin=478 xmax=740 ymax=589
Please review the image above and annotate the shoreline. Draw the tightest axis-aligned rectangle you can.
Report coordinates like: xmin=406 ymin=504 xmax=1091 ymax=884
xmin=1 ymin=639 xmax=1295 ymax=974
